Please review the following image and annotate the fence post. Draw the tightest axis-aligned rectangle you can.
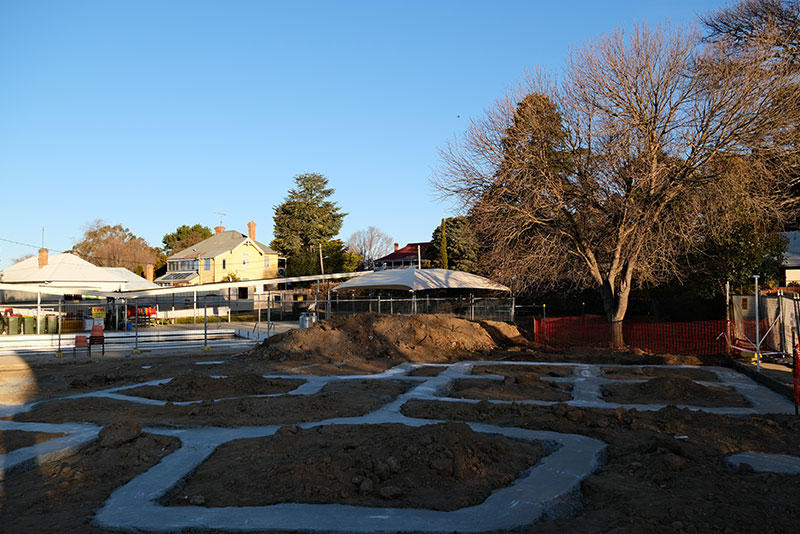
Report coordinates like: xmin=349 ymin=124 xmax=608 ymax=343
xmin=754 ymin=275 xmax=761 ymax=371
xmin=378 ymin=295 xmax=381 ymax=314
xmin=134 ymin=300 xmax=140 ymax=354
xmin=203 ymin=293 xmax=209 ymax=350
xmin=778 ymin=290 xmax=786 ymax=355
xmin=56 ymin=298 xmax=63 ymax=357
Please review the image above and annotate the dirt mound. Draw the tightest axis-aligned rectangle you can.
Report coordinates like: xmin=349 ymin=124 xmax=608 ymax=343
xmin=450 ymin=377 xmax=572 ymax=402
xmin=603 ymin=376 xmax=750 ymax=407
xmin=601 ymin=366 xmax=719 ymax=382
xmin=168 ymin=422 xmax=544 ymax=511
xmin=125 ymin=372 xmax=303 ymax=402
xmin=478 ymin=320 xmax=536 ymax=347
xmin=250 ymin=313 xmax=499 ymax=366
xmin=98 ymin=421 xmax=142 ymax=448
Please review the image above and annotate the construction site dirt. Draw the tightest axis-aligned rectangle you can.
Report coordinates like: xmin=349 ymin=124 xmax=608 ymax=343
xmin=0 ymin=313 xmax=798 ymax=534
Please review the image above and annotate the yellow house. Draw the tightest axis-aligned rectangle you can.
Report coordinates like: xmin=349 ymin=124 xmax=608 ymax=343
xmin=155 ymin=221 xmax=280 ymax=286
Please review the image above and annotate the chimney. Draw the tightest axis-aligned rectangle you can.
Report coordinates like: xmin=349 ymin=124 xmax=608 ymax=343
xmin=145 ymin=264 xmax=154 ymax=282
xmin=38 ymin=248 xmax=48 ymax=269
xmin=247 ymin=220 xmax=256 ymax=241
xmin=215 ymin=226 xmax=225 ymax=234
xmin=394 ymin=243 xmax=399 ymax=252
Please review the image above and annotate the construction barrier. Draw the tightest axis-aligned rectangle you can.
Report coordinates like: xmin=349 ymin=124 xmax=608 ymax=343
xmin=535 ymin=315 xmax=728 ymax=355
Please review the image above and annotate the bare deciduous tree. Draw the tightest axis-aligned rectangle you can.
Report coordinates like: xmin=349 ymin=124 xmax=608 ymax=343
xmin=346 ymin=226 xmax=393 ymax=268
xmin=435 ymin=23 xmax=799 ymax=347
xmin=71 ymin=219 xmax=158 ymax=271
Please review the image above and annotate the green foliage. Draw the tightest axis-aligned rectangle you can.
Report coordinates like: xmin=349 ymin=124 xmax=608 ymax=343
xmin=686 ymin=218 xmax=787 ymax=297
xmin=286 ymin=239 xmax=358 ymax=277
xmin=271 ymin=173 xmax=347 ymax=256
xmin=439 ymin=219 xmax=449 ymax=269
xmin=162 ymin=224 xmax=213 ymax=256
xmin=427 ymin=216 xmax=479 ymax=272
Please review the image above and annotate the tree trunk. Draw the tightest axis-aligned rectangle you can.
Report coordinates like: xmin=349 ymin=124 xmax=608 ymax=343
xmin=599 ymin=278 xmax=631 ymax=350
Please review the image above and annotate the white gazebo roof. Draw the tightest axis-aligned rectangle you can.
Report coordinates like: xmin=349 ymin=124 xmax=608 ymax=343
xmin=102 ymin=268 xmax=159 ymax=290
xmin=0 ymin=253 xmax=128 ymax=290
xmin=333 ymin=268 xmax=510 ymax=293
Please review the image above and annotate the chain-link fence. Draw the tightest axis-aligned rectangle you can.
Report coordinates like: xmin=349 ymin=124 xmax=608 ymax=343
xmin=1 ymin=290 xmax=515 ymax=337
xmin=730 ymin=292 xmax=800 ymax=356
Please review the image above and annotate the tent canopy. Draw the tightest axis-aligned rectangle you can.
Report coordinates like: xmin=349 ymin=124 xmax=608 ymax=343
xmin=333 ymin=268 xmax=510 ymax=293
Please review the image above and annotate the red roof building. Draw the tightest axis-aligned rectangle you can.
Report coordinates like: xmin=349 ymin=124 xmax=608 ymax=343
xmin=374 ymin=242 xmax=431 ymax=270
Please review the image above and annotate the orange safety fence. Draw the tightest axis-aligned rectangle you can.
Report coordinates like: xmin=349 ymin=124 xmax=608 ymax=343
xmin=534 ymin=315 xmax=729 ymax=355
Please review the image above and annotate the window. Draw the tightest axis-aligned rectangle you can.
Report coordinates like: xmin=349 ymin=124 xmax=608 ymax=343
xmin=242 ymin=253 xmax=249 ymax=267
xmin=238 ymin=287 xmax=248 ymax=299
xmin=222 ymin=259 xmax=227 ymax=270
xmin=264 ymin=255 xmax=270 ymax=268
xmin=204 ymin=259 xmax=211 ymax=270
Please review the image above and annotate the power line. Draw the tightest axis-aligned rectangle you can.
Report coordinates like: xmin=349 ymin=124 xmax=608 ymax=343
xmin=0 ymin=236 xmax=158 ymax=269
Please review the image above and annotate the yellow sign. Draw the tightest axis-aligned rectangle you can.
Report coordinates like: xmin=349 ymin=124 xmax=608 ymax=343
xmin=91 ymin=307 xmax=106 ymax=319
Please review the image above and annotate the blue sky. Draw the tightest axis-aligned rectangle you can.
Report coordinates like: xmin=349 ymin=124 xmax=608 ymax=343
xmin=0 ymin=0 xmax=727 ymax=269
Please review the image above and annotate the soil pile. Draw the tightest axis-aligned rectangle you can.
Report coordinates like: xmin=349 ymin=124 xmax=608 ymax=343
xmin=471 ymin=364 xmax=573 ymax=378
xmin=603 ymin=376 xmax=750 ymax=407
xmin=478 ymin=320 xmax=536 ymax=348
xmin=401 ymin=401 xmax=800 ymax=533
xmin=450 ymin=377 xmax=572 ymax=402
xmin=13 ymin=380 xmax=412 ymax=428
xmin=600 ymin=366 xmax=719 ymax=381
xmin=125 ymin=372 xmax=304 ymax=401
xmin=250 ymin=313 xmax=509 ymax=366
xmin=168 ymin=422 xmax=544 ymax=511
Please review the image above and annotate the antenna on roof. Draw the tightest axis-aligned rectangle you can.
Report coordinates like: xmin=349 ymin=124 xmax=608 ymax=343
xmin=42 ymin=227 xmax=45 ymax=249
xmin=214 ymin=211 xmax=227 ymax=226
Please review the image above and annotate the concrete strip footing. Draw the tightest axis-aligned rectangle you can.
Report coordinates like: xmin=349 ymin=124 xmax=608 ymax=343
xmin=0 ymin=360 xmax=795 ymax=533
xmin=725 ymin=452 xmax=800 ymax=474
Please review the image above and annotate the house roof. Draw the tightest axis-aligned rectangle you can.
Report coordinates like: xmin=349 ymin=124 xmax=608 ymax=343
xmin=168 ymin=230 xmax=275 ymax=260
xmin=102 ymin=267 xmax=159 ymax=290
xmin=375 ymin=242 xmax=431 ymax=263
xmin=0 ymin=253 xmax=128 ymax=285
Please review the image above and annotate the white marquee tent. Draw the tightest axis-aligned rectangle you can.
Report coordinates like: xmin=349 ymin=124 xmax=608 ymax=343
xmin=332 ymin=268 xmax=510 ymax=293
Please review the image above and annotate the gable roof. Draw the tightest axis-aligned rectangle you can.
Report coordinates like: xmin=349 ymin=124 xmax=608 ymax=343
xmin=375 ymin=242 xmax=431 ymax=263
xmin=0 ymin=253 xmax=127 ymax=285
xmin=168 ymin=230 xmax=276 ymax=260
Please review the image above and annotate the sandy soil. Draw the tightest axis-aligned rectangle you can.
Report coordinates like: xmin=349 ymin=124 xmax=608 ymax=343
xmin=169 ymin=422 xmax=545 ymax=511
